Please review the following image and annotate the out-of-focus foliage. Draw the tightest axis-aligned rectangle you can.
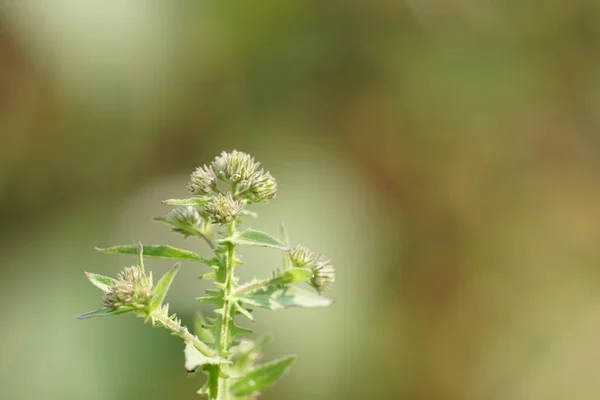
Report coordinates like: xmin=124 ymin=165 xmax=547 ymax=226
xmin=2 ymin=1 xmax=600 ymax=399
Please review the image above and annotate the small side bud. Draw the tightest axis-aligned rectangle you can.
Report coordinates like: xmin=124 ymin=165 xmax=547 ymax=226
xmin=189 ymin=165 xmax=217 ymax=195
xmin=205 ymin=193 xmax=243 ymax=225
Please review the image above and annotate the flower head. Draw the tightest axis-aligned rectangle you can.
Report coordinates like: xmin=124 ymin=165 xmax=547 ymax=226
xmin=245 ymin=170 xmax=277 ymax=203
xmin=212 ymin=150 xmax=260 ymax=184
xmin=289 ymin=245 xmax=335 ymax=293
xmin=101 ymin=266 xmax=153 ymax=310
xmin=205 ymin=193 xmax=243 ymax=224
xmin=159 ymin=206 xmax=205 ymax=237
xmin=189 ymin=165 xmax=217 ymax=195
xmin=310 ymin=258 xmax=335 ymax=294
xmin=289 ymin=245 xmax=317 ymax=268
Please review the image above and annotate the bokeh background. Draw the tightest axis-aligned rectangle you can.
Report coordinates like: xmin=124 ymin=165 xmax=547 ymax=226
xmin=2 ymin=1 xmax=600 ymax=399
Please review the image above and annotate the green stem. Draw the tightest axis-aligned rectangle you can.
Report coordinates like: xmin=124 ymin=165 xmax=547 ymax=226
xmin=216 ymin=221 xmax=237 ymax=400
xmin=150 ymin=310 xmax=217 ymax=358
xmin=231 ymin=277 xmax=273 ymax=297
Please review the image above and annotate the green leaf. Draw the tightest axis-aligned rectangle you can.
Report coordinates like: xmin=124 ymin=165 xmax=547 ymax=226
xmin=240 ymin=285 xmax=333 ymax=310
xmin=84 ymin=272 xmax=117 ymax=293
xmin=194 ymin=312 xmax=216 ymax=344
xmin=222 ymin=229 xmax=288 ymax=250
xmin=96 ymin=244 xmax=205 ymax=262
xmin=184 ymin=341 xmax=227 ymax=373
xmin=149 ymin=263 xmax=180 ymax=312
xmin=230 ymin=355 xmax=296 ymax=397
xmin=76 ymin=307 xmax=134 ymax=320
xmin=234 ymin=301 xmax=254 ymax=321
xmin=272 ymin=268 xmax=312 ymax=285
xmin=161 ymin=197 xmax=210 ymax=206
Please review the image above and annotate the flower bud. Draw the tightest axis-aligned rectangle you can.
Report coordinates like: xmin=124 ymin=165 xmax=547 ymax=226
xmin=101 ymin=266 xmax=153 ymax=310
xmin=159 ymin=206 xmax=205 ymax=237
xmin=189 ymin=165 xmax=217 ymax=195
xmin=245 ymin=170 xmax=277 ymax=203
xmin=205 ymin=193 xmax=243 ymax=224
xmin=289 ymin=245 xmax=317 ymax=268
xmin=289 ymin=245 xmax=335 ymax=293
xmin=310 ymin=258 xmax=335 ymax=294
xmin=212 ymin=150 xmax=260 ymax=184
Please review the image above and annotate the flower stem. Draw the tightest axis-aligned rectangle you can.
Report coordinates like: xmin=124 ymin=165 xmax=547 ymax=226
xmin=216 ymin=221 xmax=237 ymax=400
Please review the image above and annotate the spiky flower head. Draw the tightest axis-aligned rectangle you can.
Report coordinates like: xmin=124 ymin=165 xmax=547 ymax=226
xmin=205 ymin=193 xmax=243 ymax=224
xmin=101 ymin=266 xmax=153 ymax=310
xmin=289 ymin=245 xmax=317 ymax=268
xmin=158 ymin=206 xmax=206 ymax=238
xmin=310 ymin=258 xmax=335 ymax=294
xmin=245 ymin=170 xmax=277 ymax=203
xmin=212 ymin=150 xmax=260 ymax=184
xmin=189 ymin=165 xmax=217 ymax=195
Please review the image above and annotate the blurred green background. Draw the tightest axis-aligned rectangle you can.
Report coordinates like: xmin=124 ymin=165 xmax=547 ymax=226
xmin=2 ymin=1 xmax=600 ymax=399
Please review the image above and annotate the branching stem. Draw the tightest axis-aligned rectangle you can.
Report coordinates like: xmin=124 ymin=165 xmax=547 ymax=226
xmin=150 ymin=310 xmax=217 ymax=358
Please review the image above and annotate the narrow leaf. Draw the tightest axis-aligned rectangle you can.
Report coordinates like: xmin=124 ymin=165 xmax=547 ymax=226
xmin=231 ymin=323 xmax=254 ymax=336
xmin=149 ymin=263 xmax=180 ymax=312
xmin=240 ymin=285 xmax=333 ymax=310
xmin=162 ymin=197 xmax=210 ymax=206
xmin=96 ymin=244 xmax=205 ymax=262
xmin=85 ymin=272 xmax=117 ymax=293
xmin=76 ymin=307 xmax=134 ymax=320
xmin=234 ymin=301 xmax=254 ymax=321
xmin=222 ymin=229 xmax=288 ymax=250
xmin=230 ymin=355 xmax=296 ymax=397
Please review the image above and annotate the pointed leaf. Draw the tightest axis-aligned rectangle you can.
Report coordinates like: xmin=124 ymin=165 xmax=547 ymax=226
xmin=230 ymin=355 xmax=296 ymax=397
xmin=222 ymin=229 xmax=287 ymax=250
xmin=199 ymin=272 xmax=216 ymax=280
xmin=184 ymin=341 xmax=227 ymax=372
xmin=96 ymin=244 xmax=205 ymax=262
xmin=85 ymin=272 xmax=117 ymax=293
xmin=162 ymin=197 xmax=210 ymax=206
xmin=231 ymin=323 xmax=254 ymax=336
xmin=240 ymin=285 xmax=333 ymax=310
xmin=76 ymin=306 xmax=134 ymax=319
xmin=149 ymin=263 xmax=180 ymax=312
xmin=234 ymin=301 xmax=254 ymax=321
